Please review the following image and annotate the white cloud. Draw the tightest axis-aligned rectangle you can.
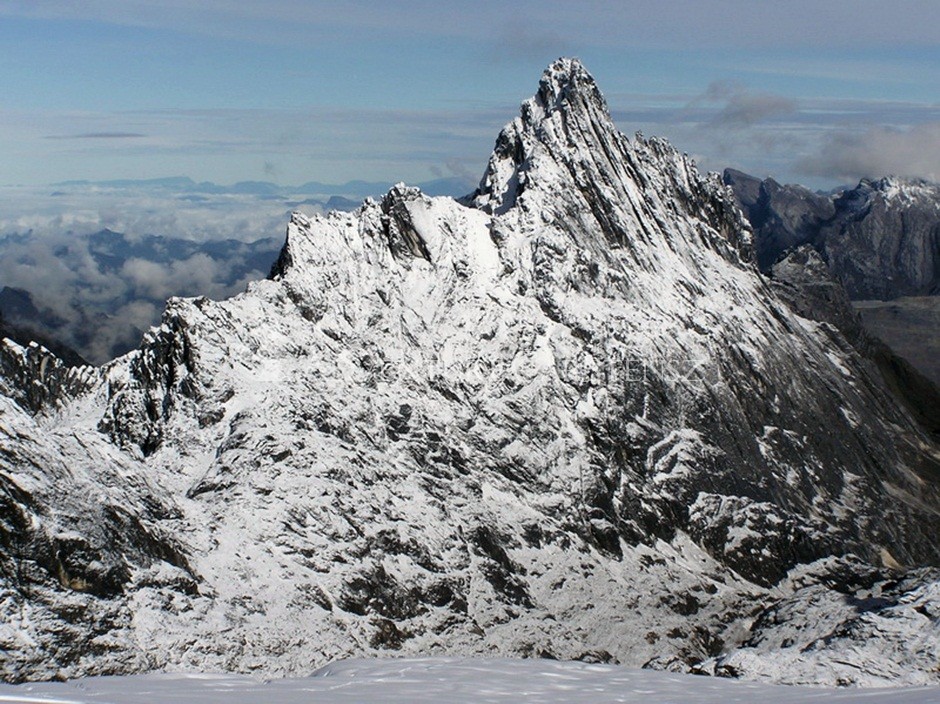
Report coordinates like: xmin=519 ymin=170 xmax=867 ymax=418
xmin=0 ymin=185 xmax=293 ymax=241
xmin=797 ymin=122 xmax=940 ymax=183
xmin=0 ymin=189 xmax=288 ymax=363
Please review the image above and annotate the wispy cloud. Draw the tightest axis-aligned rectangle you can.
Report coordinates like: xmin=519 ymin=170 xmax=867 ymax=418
xmin=0 ymin=184 xmax=299 ymax=241
xmin=620 ymin=83 xmax=796 ymax=178
xmin=0 ymin=104 xmax=506 ymax=186
xmin=797 ymin=122 xmax=940 ymax=182
xmin=6 ymin=89 xmax=939 ymax=195
xmin=483 ymin=19 xmax=570 ymax=64
xmin=606 ymin=90 xmax=940 ymax=187
xmin=1 ymin=1 xmax=936 ymax=190
xmin=694 ymin=81 xmax=797 ymax=128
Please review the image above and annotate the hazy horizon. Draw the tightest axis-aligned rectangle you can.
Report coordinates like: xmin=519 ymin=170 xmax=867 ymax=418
xmin=1 ymin=1 xmax=937 ymax=191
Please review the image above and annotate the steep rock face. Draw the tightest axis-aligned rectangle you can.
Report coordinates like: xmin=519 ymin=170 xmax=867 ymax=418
xmin=767 ymin=246 xmax=864 ymax=340
xmin=722 ymin=170 xmax=834 ymax=272
xmin=723 ymin=170 xmax=940 ymax=300
xmin=1 ymin=59 xmax=940 ymax=687
xmin=768 ymin=247 xmax=940 ymax=439
xmin=0 ymin=383 xmax=194 ymax=681
xmin=723 ymin=170 xmax=940 ymax=409
xmin=827 ymin=179 xmax=939 ymax=299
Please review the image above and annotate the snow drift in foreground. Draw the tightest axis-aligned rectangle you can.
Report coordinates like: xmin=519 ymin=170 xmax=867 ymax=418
xmin=0 ymin=658 xmax=935 ymax=704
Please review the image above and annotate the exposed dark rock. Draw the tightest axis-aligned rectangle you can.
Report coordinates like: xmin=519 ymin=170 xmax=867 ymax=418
xmin=854 ymin=296 xmax=940 ymax=388
xmin=769 ymin=246 xmax=940 ymax=441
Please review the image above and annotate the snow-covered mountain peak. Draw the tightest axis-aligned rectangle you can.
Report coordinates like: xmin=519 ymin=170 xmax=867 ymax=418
xmin=2 ymin=58 xmax=940 ymax=688
xmin=866 ymin=175 xmax=940 ymax=206
xmin=470 ymin=57 xmax=621 ymax=216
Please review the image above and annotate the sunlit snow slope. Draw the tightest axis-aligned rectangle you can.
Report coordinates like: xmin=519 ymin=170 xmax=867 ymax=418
xmin=0 ymin=659 xmax=937 ymax=704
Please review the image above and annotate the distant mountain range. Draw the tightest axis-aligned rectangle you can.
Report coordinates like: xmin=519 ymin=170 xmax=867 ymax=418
xmin=723 ymin=169 xmax=939 ymax=300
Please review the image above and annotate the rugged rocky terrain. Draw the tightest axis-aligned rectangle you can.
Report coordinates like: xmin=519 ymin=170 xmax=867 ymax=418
xmin=766 ymin=246 xmax=940 ymax=439
xmin=1 ymin=59 xmax=939 ymax=687
xmin=0 ymin=310 xmax=87 ymax=368
xmin=723 ymin=169 xmax=940 ymax=300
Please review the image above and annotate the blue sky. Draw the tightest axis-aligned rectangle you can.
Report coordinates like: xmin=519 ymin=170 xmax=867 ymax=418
xmin=1 ymin=1 xmax=938 ymax=188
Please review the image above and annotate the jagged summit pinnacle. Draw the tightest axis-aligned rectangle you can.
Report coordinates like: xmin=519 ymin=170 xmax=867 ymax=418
xmin=268 ymin=57 xmax=752 ymax=294
xmin=531 ymin=57 xmax=608 ymax=117
xmin=470 ymin=57 xmax=621 ymax=214
xmin=272 ymin=58 xmax=750 ymax=286
xmin=469 ymin=57 xmax=750 ymax=266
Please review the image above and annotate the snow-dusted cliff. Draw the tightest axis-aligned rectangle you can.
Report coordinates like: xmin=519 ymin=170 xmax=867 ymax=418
xmin=1 ymin=59 xmax=939 ymax=687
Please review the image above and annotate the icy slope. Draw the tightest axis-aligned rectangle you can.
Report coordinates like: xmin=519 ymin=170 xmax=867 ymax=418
xmin=1 ymin=58 xmax=939 ymax=687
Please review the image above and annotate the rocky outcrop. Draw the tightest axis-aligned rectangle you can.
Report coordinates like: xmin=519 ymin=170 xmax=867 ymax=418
xmin=0 ymin=338 xmax=95 ymax=414
xmin=722 ymin=170 xmax=834 ymax=272
xmin=0 ymin=304 xmax=88 ymax=369
xmin=698 ymin=558 xmax=940 ymax=687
